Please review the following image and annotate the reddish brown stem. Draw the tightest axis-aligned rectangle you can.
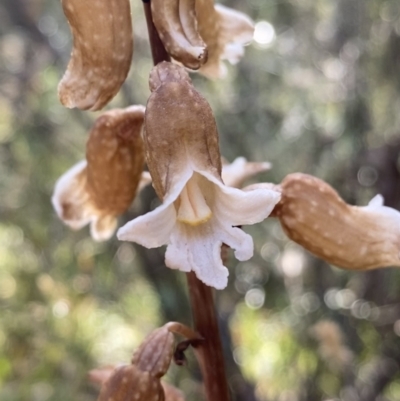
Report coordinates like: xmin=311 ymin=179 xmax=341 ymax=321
xmin=187 ymin=272 xmax=231 ymax=401
xmin=142 ymin=0 xmax=171 ymax=65
xmin=142 ymin=3 xmax=230 ymax=400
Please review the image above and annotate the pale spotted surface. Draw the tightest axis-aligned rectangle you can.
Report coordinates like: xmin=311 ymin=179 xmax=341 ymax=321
xmin=275 ymin=173 xmax=400 ymax=270
xmin=52 ymin=106 xmax=146 ymax=241
xmin=151 ymin=0 xmax=207 ymax=70
xmin=86 ymin=106 xmax=145 ymax=214
xmin=145 ymin=62 xmax=221 ymax=200
xmin=131 ymin=326 xmax=175 ymax=378
xmin=97 ymin=365 xmax=165 ymax=401
xmin=91 ymin=323 xmax=199 ymax=400
xmin=58 ymin=0 xmax=133 ymax=110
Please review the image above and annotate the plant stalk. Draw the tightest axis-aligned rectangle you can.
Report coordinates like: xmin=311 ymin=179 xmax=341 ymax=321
xmin=142 ymin=2 xmax=231 ymax=400
xmin=187 ymin=272 xmax=231 ymax=401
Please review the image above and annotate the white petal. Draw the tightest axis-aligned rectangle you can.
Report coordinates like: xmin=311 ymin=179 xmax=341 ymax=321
xmin=137 ymin=171 xmax=152 ymax=193
xmin=117 ymin=203 xmax=176 ymax=248
xmin=367 ymin=194 xmax=384 ymax=208
xmin=118 ymin=166 xmax=193 ymax=248
xmin=91 ymin=215 xmax=118 ymax=242
xmin=165 ymin=221 xmax=229 ymax=289
xmin=222 ymin=157 xmax=271 ymax=188
xmin=52 ymin=160 xmax=94 ymax=230
xmin=212 ymin=180 xmax=281 ymax=226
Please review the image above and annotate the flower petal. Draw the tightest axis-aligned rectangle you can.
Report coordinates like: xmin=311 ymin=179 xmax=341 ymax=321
xmin=208 ymin=175 xmax=281 ymax=226
xmin=52 ymin=160 xmax=94 ymax=230
xmin=165 ymin=221 xmax=228 ymax=289
xmin=91 ymin=215 xmax=118 ymax=242
xmin=165 ymin=217 xmax=253 ymax=289
xmin=221 ymin=156 xmax=271 ymax=188
xmin=117 ymin=203 xmax=176 ymax=248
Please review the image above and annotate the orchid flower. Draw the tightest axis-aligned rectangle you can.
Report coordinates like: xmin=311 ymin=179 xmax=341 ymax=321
xmin=117 ymin=63 xmax=280 ymax=289
xmin=52 ymin=106 xmax=147 ymax=241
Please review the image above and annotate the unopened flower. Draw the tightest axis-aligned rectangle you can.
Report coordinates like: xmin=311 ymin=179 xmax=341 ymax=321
xmin=118 ymin=63 xmax=280 ymax=289
xmin=90 ymin=322 xmax=200 ymax=401
xmin=274 ymin=173 xmax=400 ymax=270
xmin=52 ymin=106 xmax=146 ymax=241
xmin=151 ymin=0 xmax=207 ymax=70
xmin=59 ymin=0 xmax=133 ymax=110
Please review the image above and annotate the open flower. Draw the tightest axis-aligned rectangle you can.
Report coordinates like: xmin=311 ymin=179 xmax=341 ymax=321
xmin=117 ymin=63 xmax=280 ymax=289
xmin=52 ymin=106 xmax=147 ymax=241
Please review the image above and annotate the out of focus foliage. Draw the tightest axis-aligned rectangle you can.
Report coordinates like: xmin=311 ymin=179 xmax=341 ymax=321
xmin=1 ymin=0 xmax=400 ymax=401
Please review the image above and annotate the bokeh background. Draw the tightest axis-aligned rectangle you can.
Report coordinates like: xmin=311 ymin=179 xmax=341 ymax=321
xmin=1 ymin=0 xmax=400 ymax=400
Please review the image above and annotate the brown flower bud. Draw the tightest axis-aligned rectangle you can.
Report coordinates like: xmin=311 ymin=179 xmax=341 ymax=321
xmin=274 ymin=173 xmax=400 ymax=270
xmin=151 ymin=0 xmax=207 ymax=70
xmin=144 ymin=62 xmax=221 ymax=200
xmin=97 ymin=365 xmax=164 ymax=401
xmin=91 ymin=323 xmax=200 ymax=401
xmin=58 ymin=0 xmax=133 ymax=110
xmin=52 ymin=106 xmax=146 ymax=241
xmin=86 ymin=107 xmax=145 ymax=215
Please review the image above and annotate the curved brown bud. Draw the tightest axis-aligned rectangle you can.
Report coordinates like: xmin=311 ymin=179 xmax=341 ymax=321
xmin=52 ymin=106 xmax=146 ymax=241
xmin=97 ymin=365 xmax=164 ymax=401
xmin=86 ymin=106 xmax=145 ymax=214
xmin=144 ymin=62 xmax=221 ymax=199
xmin=151 ymin=0 xmax=207 ymax=70
xmin=132 ymin=325 xmax=175 ymax=378
xmin=275 ymin=173 xmax=400 ymax=270
xmin=58 ymin=0 xmax=133 ymax=110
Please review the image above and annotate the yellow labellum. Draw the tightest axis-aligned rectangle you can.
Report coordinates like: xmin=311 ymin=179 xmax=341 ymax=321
xmin=177 ymin=177 xmax=212 ymax=226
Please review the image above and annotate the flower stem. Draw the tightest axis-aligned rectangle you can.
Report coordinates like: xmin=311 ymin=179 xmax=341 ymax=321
xmin=187 ymin=272 xmax=231 ymax=401
xmin=142 ymin=0 xmax=170 ymax=65
xmin=141 ymin=3 xmax=230 ymax=399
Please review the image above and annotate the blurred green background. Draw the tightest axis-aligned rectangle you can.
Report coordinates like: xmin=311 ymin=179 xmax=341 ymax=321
xmin=1 ymin=0 xmax=400 ymax=400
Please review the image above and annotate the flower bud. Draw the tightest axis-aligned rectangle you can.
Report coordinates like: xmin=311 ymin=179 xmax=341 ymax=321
xmin=58 ymin=0 xmax=133 ymax=110
xmin=52 ymin=106 xmax=146 ymax=241
xmin=274 ymin=173 xmax=400 ymax=270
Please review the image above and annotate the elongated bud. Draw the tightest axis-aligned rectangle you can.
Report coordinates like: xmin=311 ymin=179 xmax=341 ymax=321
xmin=145 ymin=62 xmax=221 ymax=200
xmin=274 ymin=173 xmax=400 ymax=270
xmin=58 ymin=0 xmax=133 ymax=110
xmin=91 ymin=323 xmax=200 ymax=401
xmin=52 ymin=106 xmax=146 ymax=241
xmin=151 ymin=0 xmax=207 ymax=70
xmin=86 ymin=107 xmax=145 ymax=215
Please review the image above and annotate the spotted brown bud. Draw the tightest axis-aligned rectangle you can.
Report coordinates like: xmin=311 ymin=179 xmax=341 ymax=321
xmin=58 ymin=0 xmax=133 ymax=110
xmin=151 ymin=0 xmax=207 ymax=70
xmin=52 ymin=106 xmax=146 ymax=241
xmin=144 ymin=62 xmax=221 ymax=200
xmin=90 ymin=323 xmax=199 ymax=401
xmin=97 ymin=365 xmax=164 ymax=401
xmin=274 ymin=173 xmax=400 ymax=270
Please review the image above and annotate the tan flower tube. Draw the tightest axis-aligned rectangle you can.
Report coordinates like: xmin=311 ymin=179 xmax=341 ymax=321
xmin=151 ymin=0 xmax=207 ymax=70
xmin=52 ymin=106 xmax=146 ymax=241
xmin=58 ymin=0 xmax=133 ymax=111
xmin=274 ymin=173 xmax=400 ymax=270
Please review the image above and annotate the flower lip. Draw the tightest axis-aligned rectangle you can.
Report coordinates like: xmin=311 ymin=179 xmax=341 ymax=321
xmin=117 ymin=164 xmax=281 ymax=289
